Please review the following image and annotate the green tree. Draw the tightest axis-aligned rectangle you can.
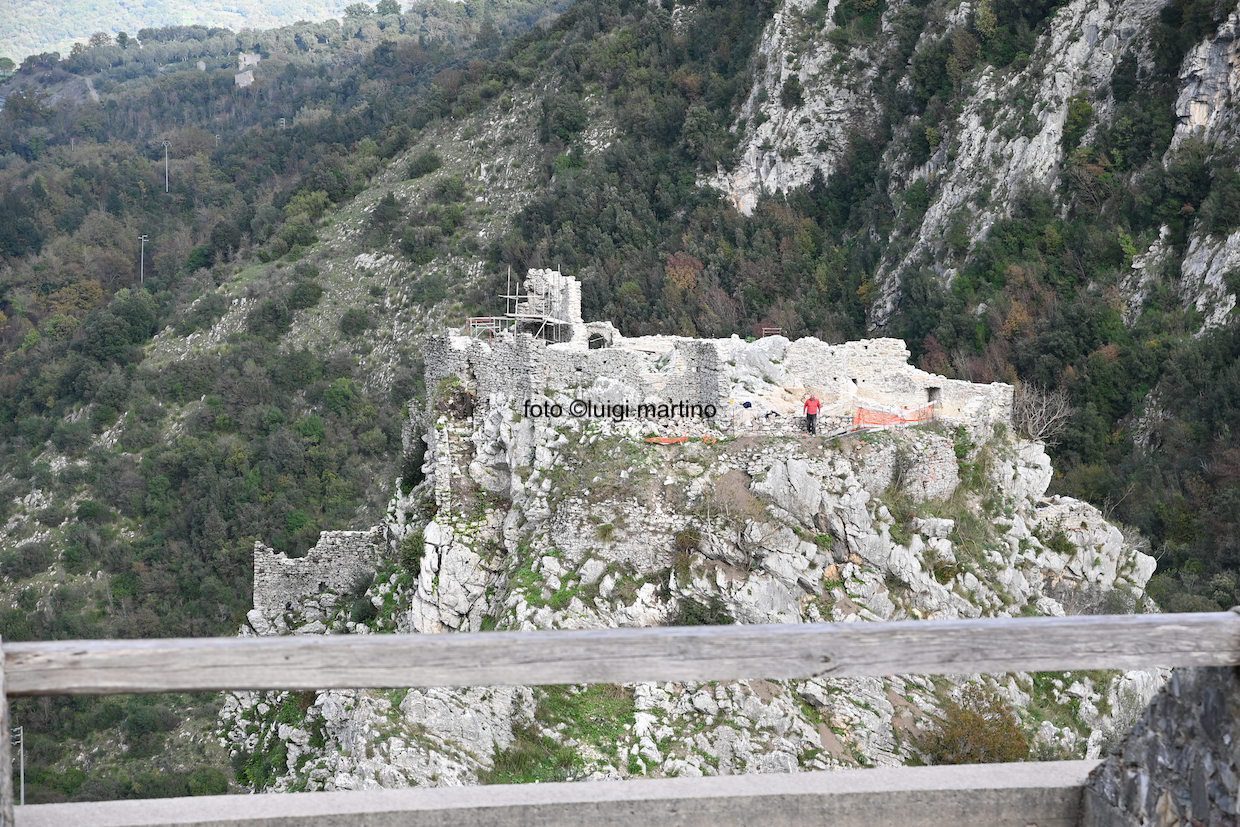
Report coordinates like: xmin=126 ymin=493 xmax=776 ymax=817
xmin=339 ymin=307 xmax=371 ymax=337
xmin=344 ymin=3 xmax=374 ymax=17
xmin=371 ymin=191 xmax=403 ymax=234
xmin=475 ymin=18 xmax=500 ymax=48
xmin=1062 ymin=95 xmax=1094 ymax=151
xmin=780 ymin=75 xmax=804 ymax=108
xmin=284 ymin=190 xmax=331 ymax=222
xmin=1200 ymin=165 xmax=1240 ymax=236
xmin=2 ymin=89 xmax=49 ymax=124
xmin=0 ymin=57 xmax=15 ymax=72
xmin=539 ymin=94 xmax=587 ymax=143
xmin=407 ymin=151 xmax=442 ymax=178
xmin=376 ymin=0 xmax=402 ymax=15
xmin=680 ymin=103 xmax=723 ymax=166
xmin=973 ymin=0 xmax=997 ymax=40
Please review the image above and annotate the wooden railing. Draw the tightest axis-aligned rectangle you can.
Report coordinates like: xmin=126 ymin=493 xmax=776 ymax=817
xmin=3 ymin=610 xmax=1239 ymax=825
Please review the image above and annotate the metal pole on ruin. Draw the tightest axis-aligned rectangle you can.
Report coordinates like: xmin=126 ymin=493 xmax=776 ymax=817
xmin=161 ymin=140 xmax=170 ymax=193
xmin=139 ymin=234 xmax=149 ymax=288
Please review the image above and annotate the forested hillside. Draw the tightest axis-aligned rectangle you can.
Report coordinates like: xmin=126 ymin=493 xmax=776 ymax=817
xmin=0 ymin=0 xmax=565 ymax=800
xmin=1 ymin=0 xmax=1237 ymax=806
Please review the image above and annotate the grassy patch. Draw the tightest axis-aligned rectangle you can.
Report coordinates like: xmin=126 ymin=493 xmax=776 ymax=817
xmin=481 ymin=725 xmax=582 ymax=784
xmin=482 ymin=685 xmax=635 ymax=783
xmin=669 ymin=594 xmax=733 ymax=626
xmin=879 ymin=486 xmax=916 ymax=546
xmin=508 ymin=545 xmax=578 ymax=611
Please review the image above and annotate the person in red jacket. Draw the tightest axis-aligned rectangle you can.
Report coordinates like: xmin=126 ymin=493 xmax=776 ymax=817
xmin=803 ymin=394 xmax=822 ymax=434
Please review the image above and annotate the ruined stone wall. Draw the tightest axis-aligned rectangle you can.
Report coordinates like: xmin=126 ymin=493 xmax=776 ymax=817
xmin=427 ymin=330 xmax=1011 ymax=436
xmin=426 ymin=333 xmax=723 ymax=408
xmin=781 ymin=338 xmax=1011 ymax=425
xmin=252 ymin=527 xmax=386 ymax=614
xmin=1083 ymin=662 xmax=1240 ymax=827
xmin=517 ymin=268 xmax=583 ymax=325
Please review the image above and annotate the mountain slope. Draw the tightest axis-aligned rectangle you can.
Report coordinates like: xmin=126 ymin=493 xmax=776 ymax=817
xmin=2 ymin=0 xmax=1239 ymax=804
xmin=2 ymin=2 xmax=349 ymax=62
xmin=0 ymin=3 xmax=566 ymax=802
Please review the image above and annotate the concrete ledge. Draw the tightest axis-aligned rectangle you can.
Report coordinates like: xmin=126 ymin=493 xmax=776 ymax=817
xmin=17 ymin=761 xmax=1099 ymax=827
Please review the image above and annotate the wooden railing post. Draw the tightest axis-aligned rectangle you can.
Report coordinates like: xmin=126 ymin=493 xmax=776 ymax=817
xmin=1 ymin=635 xmax=14 ymax=827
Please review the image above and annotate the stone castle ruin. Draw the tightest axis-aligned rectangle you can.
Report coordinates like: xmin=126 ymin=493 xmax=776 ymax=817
xmin=248 ymin=527 xmax=386 ymax=636
xmin=251 ymin=270 xmax=1015 ymax=624
xmin=432 ymin=270 xmax=1012 ymax=437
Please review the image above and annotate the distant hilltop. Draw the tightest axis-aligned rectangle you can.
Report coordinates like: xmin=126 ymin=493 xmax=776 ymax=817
xmin=0 ymin=1 xmax=353 ymax=63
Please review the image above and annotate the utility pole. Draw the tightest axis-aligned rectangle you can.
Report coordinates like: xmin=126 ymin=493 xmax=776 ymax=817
xmin=139 ymin=234 xmax=149 ymax=287
xmin=10 ymin=727 xmax=23 ymax=806
xmin=161 ymin=140 xmax=170 ymax=193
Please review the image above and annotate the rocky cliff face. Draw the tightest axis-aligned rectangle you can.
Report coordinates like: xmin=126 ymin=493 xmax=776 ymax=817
xmin=221 ymin=339 xmax=1162 ymax=791
xmin=708 ymin=0 xmax=1240 ymax=332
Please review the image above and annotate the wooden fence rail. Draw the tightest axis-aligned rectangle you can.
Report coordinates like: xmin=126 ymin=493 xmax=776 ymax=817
xmin=2 ymin=611 xmax=1239 ymax=825
xmin=4 ymin=611 xmax=1239 ymax=696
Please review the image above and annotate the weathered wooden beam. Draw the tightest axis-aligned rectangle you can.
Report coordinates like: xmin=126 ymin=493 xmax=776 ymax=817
xmin=4 ymin=612 xmax=1238 ymax=696
xmin=1 ymin=636 xmax=14 ymax=827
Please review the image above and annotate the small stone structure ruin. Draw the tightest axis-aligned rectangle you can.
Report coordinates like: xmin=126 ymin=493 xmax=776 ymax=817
xmin=248 ymin=527 xmax=386 ymax=635
xmin=430 ymin=270 xmax=1012 ymax=437
xmin=234 ymin=52 xmax=261 ymax=89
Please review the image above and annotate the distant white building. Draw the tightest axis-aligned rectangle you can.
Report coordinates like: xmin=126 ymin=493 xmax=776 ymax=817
xmin=234 ymin=70 xmax=254 ymax=89
xmin=238 ymin=52 xmax=261 ymax=71
xmin=196 ymin=60 xmax=206 ymax=72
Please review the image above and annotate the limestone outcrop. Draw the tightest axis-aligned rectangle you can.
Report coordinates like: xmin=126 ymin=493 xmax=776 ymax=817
xmin=221 ymin=322 xmax=1162 ymax=791
xmin=1172 ymin=12 xmax=1240 ymax=150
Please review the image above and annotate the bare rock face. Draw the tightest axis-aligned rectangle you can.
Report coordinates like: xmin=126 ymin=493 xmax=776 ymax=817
xmin=1172 ymin=12 xmax=1240 ymax=149
xmin=220 ymin=686 xmax=534 ymax=792
xmin=1179 ymin=228 xmax=1240 ymax=331
xmin=708 ymin=0 xmax=891 ymax=214
xmin=706 ymin=0 xmax=1240 ymax=333
xmin=990 ymin=439 xmax=1053 ymax=505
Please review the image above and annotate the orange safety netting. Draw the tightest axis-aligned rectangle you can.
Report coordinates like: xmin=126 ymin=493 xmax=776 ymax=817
xmin=852 ymin=404 xmax=936 ymax=428
xmin=644 ymin=436 xmax=691 ymax=445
